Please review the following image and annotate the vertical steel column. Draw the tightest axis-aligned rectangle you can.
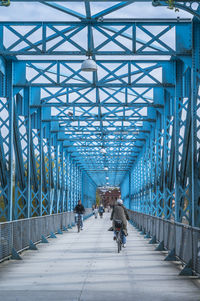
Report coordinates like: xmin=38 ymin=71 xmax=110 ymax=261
xmin=145 ymin=140 xmax=149 ymax=214
xmin=135 ymin=164 xmax=138 ymax=211
xmin=174 ymin=60 xmax=183 ymax=222
xmin=152 ymin=128 xmax=156 ymax=216
xmin=55 ymin=139 xmax=59 ymax=213
xmin=60 ymin=142 xmax=65 ymax=212
xmin=49 ymin=125 xmax=53 ymax=214
xmin=71 ymin=159 xmax=74 ymax=210
xmin=191 ymin=18 xmax=200 ymax=227
xmin=149 ymin=129 xmax=154 ymax=216
xmin=128 ymin=170 xmax=131 ymax=209
xmin=66 ymin=151 xmax=70 ymax=211
xmin=25 ymin=87 xmax=31 ymax=218
xmin=78 ymin=167 xmax=81 ymax=200
xmin=39 ymin=107 xmax=43 ymax=216
xmin=63 ymin=148 xmax=68 ymax=212
xmin=163 ymin=91 xmax=168 ymax=219
xmin=81 ymin=170 xmax=84 ymax=206
xmin=69 ymin=155 xmax=73 ymax=211
xmin=155 ymin=115 xmax=160 ymax=217
xmin=6 ymin=61 xmax=14 ymax=221
xmin=75 ymin=163 xmax=78 ymax=205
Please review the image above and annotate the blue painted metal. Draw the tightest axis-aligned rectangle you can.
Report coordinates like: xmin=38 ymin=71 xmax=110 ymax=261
xmin=179 ymin=259 xmax=193 ymax=276
xmin=1 ymin=1 xmax=199 ymax=20
xmin=149 ymin=235 xmax=157 ymax=244
xmin=11 ymin=248 xmax=22 ymax=260
xmin=29 ymin=240 xmax=38 ymax=250
xmin=0 ymin=21 xmax=191 ymax=56
xmin=164 ymin=249 xmax=177 ymax=261
xmin=50 ymin=231 xmax=57 ymax=238
xmin=41 ymin=235 xmax=49 ymax=243
xmin=0 ymin=0 xmax=199 ymax=234
xmin=155 ymin=240 xmax=165 ymax=251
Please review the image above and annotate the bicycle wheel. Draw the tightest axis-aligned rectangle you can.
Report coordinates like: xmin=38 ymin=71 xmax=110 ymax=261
xmin=77 ymin=216 xmax=81 ymax=232
xmin=117 ymin=239 xmax=121 ymax=253
xmin=116 ymin=232 xmax=121 ymax=253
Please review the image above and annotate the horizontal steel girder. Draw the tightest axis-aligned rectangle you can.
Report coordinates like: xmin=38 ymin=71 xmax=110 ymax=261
xmin=1 ymin=20 xmax=191 ymax=56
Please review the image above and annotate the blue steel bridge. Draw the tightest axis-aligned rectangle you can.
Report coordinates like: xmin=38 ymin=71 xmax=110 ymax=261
xmin=0 ymin=1 xmax=200 ymax=300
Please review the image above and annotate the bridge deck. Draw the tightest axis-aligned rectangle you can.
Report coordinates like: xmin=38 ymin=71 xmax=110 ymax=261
xmin=0 ymin=213 xmax=199 ymax=301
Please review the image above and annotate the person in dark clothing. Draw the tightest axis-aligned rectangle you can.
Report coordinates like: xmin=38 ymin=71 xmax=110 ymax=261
xmin=74 ymin=200 xmax=85 ymax=230
xmin=98 ymin=204 xmax=104 ymax=218
xmin=110 ymin=199 xmax=130 ymax=247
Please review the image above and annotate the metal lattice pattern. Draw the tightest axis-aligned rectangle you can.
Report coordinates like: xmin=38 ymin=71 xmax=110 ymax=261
xmin=0 ymin=0 xmax=199 ymax=229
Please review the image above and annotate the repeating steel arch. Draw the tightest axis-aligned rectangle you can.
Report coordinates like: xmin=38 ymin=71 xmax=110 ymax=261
xmin=0 ymin=0 xmax=199 ymax=228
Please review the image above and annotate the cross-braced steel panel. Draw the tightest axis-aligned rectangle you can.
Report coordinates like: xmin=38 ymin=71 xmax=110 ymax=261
xmin=0 ymin=0 xmax=199 ymax=228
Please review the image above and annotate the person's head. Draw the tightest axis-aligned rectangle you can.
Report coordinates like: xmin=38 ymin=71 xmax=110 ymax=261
xmin=78 ymin=200 xmax=81 ymax=205
xmin=117 ymin=199 xmax=123 ymax=205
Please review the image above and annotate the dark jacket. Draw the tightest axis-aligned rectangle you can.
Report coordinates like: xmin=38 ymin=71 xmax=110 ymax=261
xmin=74 ymin=204 xmax=85 ymax=214
xmin=110 ymin=204 xmax=129 ymax=234
xmin=99 ymin=205 xmax=104 ymax=213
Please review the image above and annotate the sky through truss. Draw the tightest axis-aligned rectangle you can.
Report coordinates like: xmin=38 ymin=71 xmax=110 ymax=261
xmin=0 ymin=1 xmax=193 ymax=187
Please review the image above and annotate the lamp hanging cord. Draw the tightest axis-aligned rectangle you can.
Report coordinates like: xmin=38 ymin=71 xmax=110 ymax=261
xmin=1 ymin=0 xmax=10 ymax=6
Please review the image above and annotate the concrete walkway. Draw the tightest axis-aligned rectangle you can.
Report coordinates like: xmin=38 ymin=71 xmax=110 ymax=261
xmin=0 ymin=213 xmax=199 ymax=301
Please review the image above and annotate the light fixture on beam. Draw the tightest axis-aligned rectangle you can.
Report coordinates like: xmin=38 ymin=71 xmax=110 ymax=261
xmin=81 ymin=56 xmax=97 ymax=72
xmin=100 ymin=147 xmax=107 ymax=154
xmin=106 ymin=176 xmax=109 ymax=180
xmin=104 ymin=167 xmax=108 ymax=171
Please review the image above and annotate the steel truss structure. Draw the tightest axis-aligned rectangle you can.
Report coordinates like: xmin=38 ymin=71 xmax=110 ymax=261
xmin=0 ymin=0 xmax=199 ymax=227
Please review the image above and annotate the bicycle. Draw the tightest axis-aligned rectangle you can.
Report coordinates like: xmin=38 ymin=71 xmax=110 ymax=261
xmin=114 ymin=220 xmax=123 ymax=253
xmin=76 ymin=213 xmax=82 ymax=232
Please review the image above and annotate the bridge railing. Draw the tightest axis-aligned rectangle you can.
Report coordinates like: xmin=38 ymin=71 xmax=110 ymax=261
xmin=128 ymin=210 xmax=200 ymax=275
xmin=0 ymin=209 xmax=92 ymax=262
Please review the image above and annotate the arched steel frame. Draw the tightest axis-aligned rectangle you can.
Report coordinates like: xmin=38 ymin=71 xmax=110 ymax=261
xmin=0 ymin=0 xmax=199 ymax=227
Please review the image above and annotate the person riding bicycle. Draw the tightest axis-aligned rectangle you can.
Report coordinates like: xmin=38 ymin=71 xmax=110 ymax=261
xmin=110 ymin=199 xmax=130 ymax=247
xmin=74 ymin=200 xmax=85 ymax=230
xmin=98 ymin=204 xmax=104 ymax=218
xmin=93 ymin=205 xmax=98 ymax=219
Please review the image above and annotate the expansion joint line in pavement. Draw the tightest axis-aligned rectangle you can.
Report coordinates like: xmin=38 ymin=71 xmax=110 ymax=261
xmin=78 ymin=219 xmax=105 ymax=301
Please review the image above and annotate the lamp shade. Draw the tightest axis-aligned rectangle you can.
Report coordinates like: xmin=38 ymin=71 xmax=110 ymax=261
xmin=100 ymin=148 xmax=107 ymax=154
xmin=81 ymin=58 xmax=97 ymax=72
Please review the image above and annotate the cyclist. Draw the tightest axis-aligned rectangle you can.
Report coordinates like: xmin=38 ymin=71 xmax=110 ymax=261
xmin=93 ymin=205 xmax=98 ymax=219
xmin=99 ymin=204 xmax=104 ymax=218
xmin=74 ymin=200 xmax=85 ymax=230
xmin=110 ymin=199 xmax=130 ymax=247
